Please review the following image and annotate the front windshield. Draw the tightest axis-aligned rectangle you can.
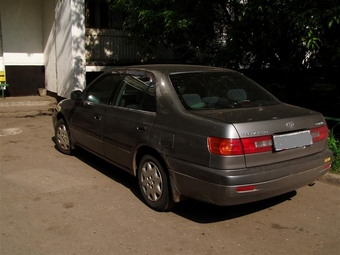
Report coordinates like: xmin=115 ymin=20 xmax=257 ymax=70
xmin=170 ymin=71 xmax=280 ymax=110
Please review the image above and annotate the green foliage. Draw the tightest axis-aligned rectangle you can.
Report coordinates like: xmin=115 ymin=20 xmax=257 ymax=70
xmin=108 ymin=0 xmax=340 ymax=70
xmin=328 ymin=131 xmax=340 ymax=174
xmin=109 ymin=0 xmax=217 ymax=60
xmin=217 ymin=0 xmax=340 ymax=70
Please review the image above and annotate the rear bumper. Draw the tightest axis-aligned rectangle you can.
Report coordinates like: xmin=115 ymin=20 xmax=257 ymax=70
xmin=168 ymin=150 xmax=333 ymax=206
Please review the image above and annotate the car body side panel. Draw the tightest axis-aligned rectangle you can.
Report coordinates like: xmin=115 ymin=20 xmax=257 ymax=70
xmin=102 ymin=106 xmax=155 ymax=170
xmin=151 ymin=103 xmax=247 ymax=169
xmin=69 ymin=101 xmax=107 ymax=155
xmin=151 ymin=74 xmax=246 ymax=169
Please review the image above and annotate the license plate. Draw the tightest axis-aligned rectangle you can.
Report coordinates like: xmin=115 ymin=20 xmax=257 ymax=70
xmin=273 ymin=130 xmax=313 ymax=151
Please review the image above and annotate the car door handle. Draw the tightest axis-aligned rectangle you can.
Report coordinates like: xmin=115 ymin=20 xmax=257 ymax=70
xmin=94 ymin=115 xmax=102 ymax=121
xmin=84 ymin=101 xmax=94 ymax=107
xmin=137 ymin=126 xmax=147 ymax=132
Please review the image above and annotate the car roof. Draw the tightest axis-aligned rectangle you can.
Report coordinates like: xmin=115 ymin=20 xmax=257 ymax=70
xmin=118 ymin=64 xmax=237 ymax=75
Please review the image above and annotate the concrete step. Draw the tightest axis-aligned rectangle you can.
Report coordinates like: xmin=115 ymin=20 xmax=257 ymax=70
xmin=0 ymin=96 xmax=57 ymax=117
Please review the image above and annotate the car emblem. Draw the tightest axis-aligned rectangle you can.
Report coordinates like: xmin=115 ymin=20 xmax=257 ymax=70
xmin=286 ymin=122 xmax=295 ymax=128
xmin=315 ymin=121 xmax=324 ymax=126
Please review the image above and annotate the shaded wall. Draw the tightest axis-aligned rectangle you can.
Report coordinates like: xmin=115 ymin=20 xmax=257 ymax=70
xmin=0 ymin=0 xmax=44 ymax=65
xmin=0 ymin=0 xmax=46 ymax=95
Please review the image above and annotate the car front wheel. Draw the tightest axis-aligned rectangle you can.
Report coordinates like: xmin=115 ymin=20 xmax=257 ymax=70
xmin=55 ymin=118 xmax=72 ymax=155
xmin=138 ymin=155 xmax=174 ymax=211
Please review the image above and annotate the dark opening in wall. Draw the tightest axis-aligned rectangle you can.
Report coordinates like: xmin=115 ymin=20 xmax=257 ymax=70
xmin=4 ymin=66 xmax=45 ymax=96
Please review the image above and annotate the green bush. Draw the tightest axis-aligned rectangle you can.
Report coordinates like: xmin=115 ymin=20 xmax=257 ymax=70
xmin=328 ymin=131 xmax=340 ymax=174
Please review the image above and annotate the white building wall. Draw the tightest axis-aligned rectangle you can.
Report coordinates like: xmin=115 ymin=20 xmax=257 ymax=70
xmin=0 ymin=0 xmax=44 ymax=66
xmin=55 ymin=0 xmax=73 ymax=96
xmin=45 ymin=0 xmax=86 ymax=97
xmin=70 ymin=0 xmax=86 ymax=93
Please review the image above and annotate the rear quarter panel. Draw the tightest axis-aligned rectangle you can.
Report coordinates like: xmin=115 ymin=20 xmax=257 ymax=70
xmin=151 ymin=73 xmax=246 ymax=170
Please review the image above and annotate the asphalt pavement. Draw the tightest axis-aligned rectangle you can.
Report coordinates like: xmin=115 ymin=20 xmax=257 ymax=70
xmin=0 ymin=94 xmax=339 ymax=186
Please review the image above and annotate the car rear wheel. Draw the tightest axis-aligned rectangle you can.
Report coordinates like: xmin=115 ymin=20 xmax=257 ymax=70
xmin=138 ymin=155 xmax=175 ymax=211
xmin=55 ymin=119 xmax=72 ymax=155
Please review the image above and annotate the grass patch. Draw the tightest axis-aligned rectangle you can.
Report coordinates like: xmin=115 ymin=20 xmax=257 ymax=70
xmin=328 ymin=131 xmax=340 ymax=174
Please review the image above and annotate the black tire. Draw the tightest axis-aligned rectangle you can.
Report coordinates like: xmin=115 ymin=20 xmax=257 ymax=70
xmin=138 ymin=155 xmax=175 ymax=211
xmin=55 ymin=118 xmax=73 ymax=155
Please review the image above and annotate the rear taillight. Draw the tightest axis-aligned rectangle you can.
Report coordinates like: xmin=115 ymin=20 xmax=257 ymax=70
xmin=310 ymin=125 xmax=328 ymax=142
xmin=208 ymin=137 xmax=243 ymax=155
xmin=208 ymin=135 xmax=273 ymax=155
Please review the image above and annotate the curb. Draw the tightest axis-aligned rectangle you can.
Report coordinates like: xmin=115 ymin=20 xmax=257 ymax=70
xmin=0 ymin=96 xmax=57 ymax=117
xmin=318 ymin=172 xmax=340 ymax=187
xmin=0 ymin=100 xmax=56 ymax=107
xmin=0 ymin=96 xmax=57 ymax=107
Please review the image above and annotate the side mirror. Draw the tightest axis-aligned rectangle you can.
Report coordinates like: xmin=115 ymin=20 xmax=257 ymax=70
xmin=70 ymin=90 xmax=82 ymax=100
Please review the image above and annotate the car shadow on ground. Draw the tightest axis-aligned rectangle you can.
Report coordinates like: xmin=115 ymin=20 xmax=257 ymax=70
xmin=171 ymin=191 xmax=296 ymax=223
xmin=72 ymin=147 xmax=142 ymax=198
xmin=51 ymin=137 xmax=140 ymax=197
xmin=52 ymin=140 xmax=297 ymax=223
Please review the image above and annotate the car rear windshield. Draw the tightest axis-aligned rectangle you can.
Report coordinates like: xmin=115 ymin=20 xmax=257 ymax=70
xmin=169 ymin=72 xmax=280 ymax=110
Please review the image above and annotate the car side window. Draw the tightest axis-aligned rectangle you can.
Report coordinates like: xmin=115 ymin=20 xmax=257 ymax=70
xmin=84 ymin=74 xmax=122 ymax=104
xmin=114 ymin=75 xmax=156 ymax=112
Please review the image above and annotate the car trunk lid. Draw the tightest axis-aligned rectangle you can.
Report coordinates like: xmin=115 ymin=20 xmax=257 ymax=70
xmin=195 ymin=104 xmax=328 ymax=167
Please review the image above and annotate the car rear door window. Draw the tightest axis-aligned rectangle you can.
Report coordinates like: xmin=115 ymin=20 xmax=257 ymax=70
xmin=114 ymin=75 xmax=156 ymax=112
